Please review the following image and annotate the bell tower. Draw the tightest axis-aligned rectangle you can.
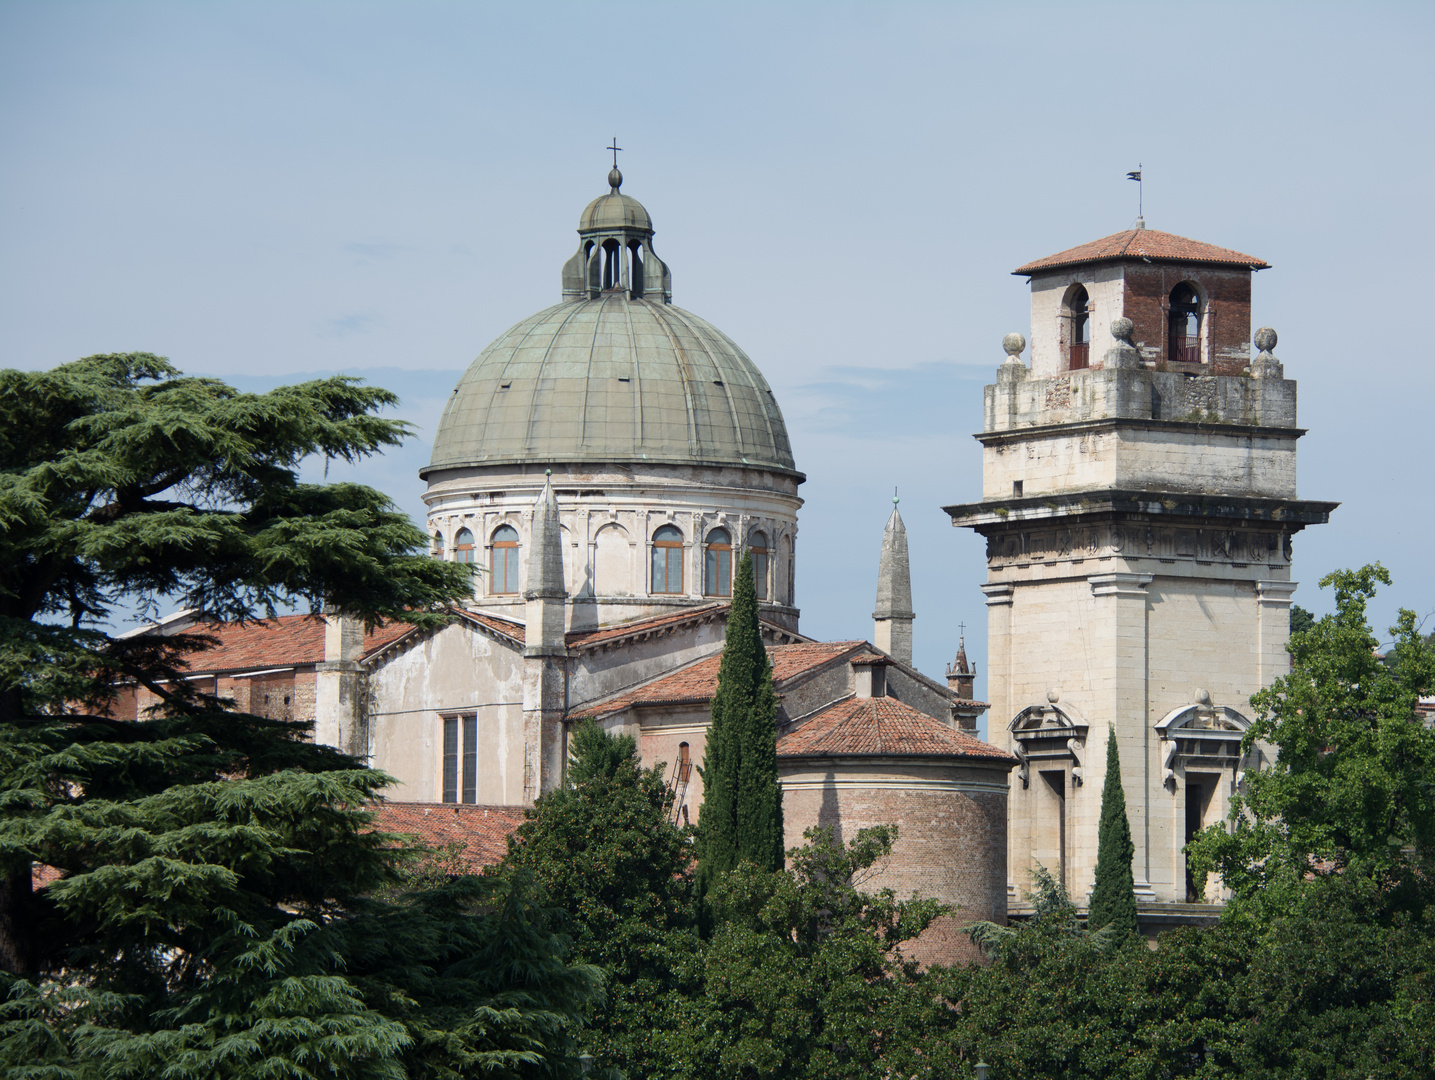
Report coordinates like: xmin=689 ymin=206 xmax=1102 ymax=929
xmin=945 ymin=226 xmax=1338 ymax=922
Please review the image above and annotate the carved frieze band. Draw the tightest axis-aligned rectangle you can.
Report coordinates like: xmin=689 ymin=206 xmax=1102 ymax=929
xmin=984 ymin=523 xmax=1293 ymax=568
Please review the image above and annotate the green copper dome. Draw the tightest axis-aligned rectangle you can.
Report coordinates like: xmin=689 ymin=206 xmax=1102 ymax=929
xmin=424 ymin=291 xmax=798 ymax=477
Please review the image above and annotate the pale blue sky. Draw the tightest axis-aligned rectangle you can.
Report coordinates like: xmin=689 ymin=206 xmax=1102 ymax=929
xmin=3 ymin=1 xmax=1432 ymax=703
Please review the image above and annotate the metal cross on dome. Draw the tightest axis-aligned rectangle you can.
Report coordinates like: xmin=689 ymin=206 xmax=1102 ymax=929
xmin=607 ymin=137 xmax=622 ymax=168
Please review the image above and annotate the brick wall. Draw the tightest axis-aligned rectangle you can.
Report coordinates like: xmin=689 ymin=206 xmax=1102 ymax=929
xmin=780 ymin=757 xmax=1010 ymax=966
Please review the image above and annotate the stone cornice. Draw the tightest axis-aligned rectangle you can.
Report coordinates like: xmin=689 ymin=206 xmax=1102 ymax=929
xmin=974 ymin=416 xmax=1306 ymax=447
xmin=944 ymin=489 xmax=1339 ymax=532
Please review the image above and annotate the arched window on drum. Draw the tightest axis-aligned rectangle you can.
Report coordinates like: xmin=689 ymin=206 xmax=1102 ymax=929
xmin=490 ymin=525 xmax=520 ymax=594
xmin=651 ymin=525 xmax=684 ymax=595
xmin=748 ymin=531 xmax=769 ymax=600
xmin=453 ymin=528 xmax=476 ymax=564
xmin=431 ymin=532 xmax=445 ymax=560
xmin=704 ymin=528 xmax=732 ymax=598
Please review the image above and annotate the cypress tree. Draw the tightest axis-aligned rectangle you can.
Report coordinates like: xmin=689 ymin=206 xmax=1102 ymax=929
xmin=697 ymin=551 xmax=785 ymax=902
xmin=1088 ymin=725 xmax=1139 ymax=937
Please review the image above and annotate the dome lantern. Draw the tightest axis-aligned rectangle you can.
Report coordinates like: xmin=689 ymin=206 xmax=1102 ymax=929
xmin=562 ymin=169 xmax=671 ymax=302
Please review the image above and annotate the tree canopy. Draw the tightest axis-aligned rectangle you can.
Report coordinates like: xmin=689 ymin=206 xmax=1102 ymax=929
xmin=1188 ymin=563 xmax=1435 ymax=922
xmin=696 ymin=551 xmax=784 ymax=905
xmin=1088 ymin=726 xmax=1138 ymax=936
xmin=0 ymin=355 xmax=601 ymax=1078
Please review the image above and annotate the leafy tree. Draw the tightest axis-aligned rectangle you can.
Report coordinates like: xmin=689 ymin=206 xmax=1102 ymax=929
xmin=1088 ymin=726 xmax=1138 ymax=936
xmin=1289 ymin=603 xmax=1315 ymax=636
xmin=1188 ymin=564 xmax=1435 ymax=921
xmin=946 ymin=873 xmax=1236 ymax=1080
xmin=696 ymin=551 xmax=784 ymax=903
xmin=686 ymin=826 xmax=949 ymax=1080
xmin=0 ymin=354 xmax=600 ymax=1076
xmin=500 ymin=721 xmax=702 ymax=1079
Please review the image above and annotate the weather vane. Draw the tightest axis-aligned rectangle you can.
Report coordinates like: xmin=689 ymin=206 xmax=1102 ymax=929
xmin=1126 ymin=164 xmax=1143 ymax=224
xmin=607 ymin=136 xmax=623 ymax=169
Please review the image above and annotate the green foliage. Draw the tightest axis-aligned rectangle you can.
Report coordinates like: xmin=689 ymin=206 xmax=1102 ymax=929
xmin=0 ymin=874 xmax=604 ymax=1079
xmin=1088 ymin=726 xmax=1138 ymax=937
xmin=697 ymin=551 xmax=784 ymax=903
xmin=1188 ymin=564 xmax=1435 ymax=922
xmin=686 ymin=826 xmax=949 ymax=1080
xmin=1289 ymin=603 xmax=1315 ymax=636
xmin=0 ymin=356 xmax=601 ymax=1076
xmin=501 ymin=722 xmax=700 ymax=1079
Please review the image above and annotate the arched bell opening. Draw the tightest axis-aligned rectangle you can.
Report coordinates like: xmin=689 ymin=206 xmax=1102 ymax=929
xmin=1168 ymin=282 xmax=1203 ymax=363
xmin=1063 ymin=284 xmax=1091 ymax=371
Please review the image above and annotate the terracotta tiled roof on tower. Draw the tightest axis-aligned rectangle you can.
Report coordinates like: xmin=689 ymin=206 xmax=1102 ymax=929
xmin=1013 ymin=228 xmax=1269 ymax=274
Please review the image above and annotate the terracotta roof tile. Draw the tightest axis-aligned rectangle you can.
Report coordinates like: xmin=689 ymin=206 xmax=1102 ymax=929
xmin=372 ymin=802 xmax=526 ymax=872
xmin=456 ymin=611 xmax=525 ymax=645
xmin=171 ymin=615 xmax=413 ymax=674
xmin=565 ymin=604 xmax=727 ymax=649
xmin=568 ymin=640 xmax=866 ymax=720
xmin=1014 ymin=228 xmax=1268 ymax=275
xmin=778 ymin=696 xmax=1016 ymax=761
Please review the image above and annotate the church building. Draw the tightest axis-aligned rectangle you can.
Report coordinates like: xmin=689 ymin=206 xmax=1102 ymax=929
xmin=114 ymin=167 xmax=1015 ymax=963
xmin=112 ymin=170 xmax=1334 ymax=944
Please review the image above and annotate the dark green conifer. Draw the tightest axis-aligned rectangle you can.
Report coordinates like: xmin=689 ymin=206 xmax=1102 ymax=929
xmin=1088 ymin=725 xmax=1139 ymax=937
xmin=696 ymin=552 xmax=784 ymax=902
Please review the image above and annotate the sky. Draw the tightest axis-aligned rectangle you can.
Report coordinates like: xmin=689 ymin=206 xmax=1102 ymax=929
xmin=3 ymin=1 xmax=1432 ymax=719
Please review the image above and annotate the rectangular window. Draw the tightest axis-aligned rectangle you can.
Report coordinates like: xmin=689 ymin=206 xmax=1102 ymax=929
xmin=462 ymin=714 xmax=478 ymax=804
xmin=442 ymin=716 xmax=459 ymax=803
xmin=705 ymin=548 xmax=731 ymax=597
xmin=753 ymin=551 xmax=768 ymax=599
xmin=443 ymin=714 xmax=481 ymax=803
xmin=503 ymin=547 xmax=520 ymax=593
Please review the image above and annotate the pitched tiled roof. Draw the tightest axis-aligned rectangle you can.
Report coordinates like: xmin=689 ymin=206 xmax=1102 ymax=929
xmin=778 ymin=696 xmax=1016 ymax=761
xmin=373 ymin=802 xmax=526 ymax=872
xmin=565 ymin=604 xmax=728 ymax=650
xmin=458 ymin=611 xmax=525 ymax=644
xmin=564 ymin=604 xmax=811 ymax=652
xmin=567 ymin=640 xmax=867 ymax=721
xmin=170 ymin=615 xmax=414 ymax=674
xmin=1014 ymin=228 xmax=1268 ymax=274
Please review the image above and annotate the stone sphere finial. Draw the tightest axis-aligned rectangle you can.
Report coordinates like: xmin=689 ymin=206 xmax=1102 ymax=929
xmin=1002 ymin=332 xmax=1026 ymax=358
xmin=1111 ymin=316 xmax=1135 ymax=344
xmin=1254 ymin=326 xmax=1278 ymax=354
xmin=1046 ymin=688 xmax=1060 ymax=704
xmin=1195 ymin=688 xmax=1211 ymax=706
xmin=608 ymin=166 xmax=623 ymax=191
xmin=545 ymin=468 xmax=552 ymax=477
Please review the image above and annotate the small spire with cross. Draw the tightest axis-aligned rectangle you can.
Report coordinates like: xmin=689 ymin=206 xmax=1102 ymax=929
xmin=606 ymin=137 xmax=623 ymax=192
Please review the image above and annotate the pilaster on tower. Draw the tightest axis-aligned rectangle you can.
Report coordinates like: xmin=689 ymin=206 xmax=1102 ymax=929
xmin=944 ymin=228 xmax=1337 ymax=927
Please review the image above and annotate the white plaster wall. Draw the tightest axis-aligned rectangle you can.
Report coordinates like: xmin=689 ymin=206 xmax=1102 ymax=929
xmin=366 ymin=623 xmax=526 ymax=803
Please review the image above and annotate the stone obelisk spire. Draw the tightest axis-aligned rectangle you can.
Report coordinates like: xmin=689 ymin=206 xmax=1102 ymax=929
xmin=872 ymin=497 xmax=914 ymax=666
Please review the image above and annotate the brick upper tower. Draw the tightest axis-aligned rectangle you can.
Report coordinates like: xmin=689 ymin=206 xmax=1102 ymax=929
xmin=1014 ymin=226 xmax=1269 ymax=377
xmin=945 ymin=225 xmax=1336 ymax=929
